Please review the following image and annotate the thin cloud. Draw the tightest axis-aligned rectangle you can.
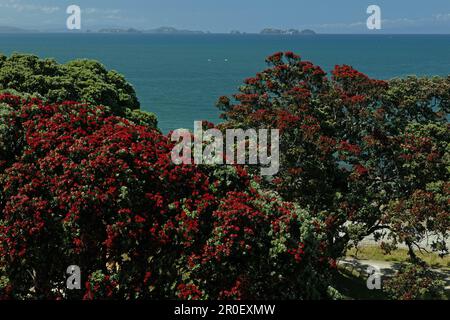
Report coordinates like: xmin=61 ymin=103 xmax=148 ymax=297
xmin=83 ymin=7 xmax=122 ymax=20
xmin=434 ymin=13 xmax=450 ymax=21
xmin=309 ymin=13 xmax=450 ymax=32
xmin=84 ymin=8 xmax=121 ymax=15
xmin=0 ymin=0 xmax=60 ymax=14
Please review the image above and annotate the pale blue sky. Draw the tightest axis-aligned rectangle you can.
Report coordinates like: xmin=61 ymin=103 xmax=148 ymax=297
xmin=1 ymin=0 xmax=450 ymax=33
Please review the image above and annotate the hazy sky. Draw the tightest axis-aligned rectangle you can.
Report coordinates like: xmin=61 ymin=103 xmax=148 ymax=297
xmin=1 ymin=0 xmax=450 ymax=33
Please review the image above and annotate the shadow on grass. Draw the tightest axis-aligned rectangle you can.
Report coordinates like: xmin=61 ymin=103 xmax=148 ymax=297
xmin=332 ymin=268 xmax=388 ymax=300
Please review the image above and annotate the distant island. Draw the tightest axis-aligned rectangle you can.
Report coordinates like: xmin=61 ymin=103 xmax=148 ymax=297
xmin=146 ymin=27 xmax=206 ymax=34
xmin=230 ymin=30 xmax=249 ymax=35
xmin=98 ymin=28 xmax=142 ymax=33
xmin=260 ymin=28 xmax=316 ymax=35
xmin=98 ymin=27 xmax=206 ymax=34
xmin=0 ymin=26 xmax=36 ymax=33
xmin=0 ymin=25 xmax=316 ymax=35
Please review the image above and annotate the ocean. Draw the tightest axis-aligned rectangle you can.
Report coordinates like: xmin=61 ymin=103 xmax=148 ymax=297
xmin=1 ymin=33 xmax=450 ymax=133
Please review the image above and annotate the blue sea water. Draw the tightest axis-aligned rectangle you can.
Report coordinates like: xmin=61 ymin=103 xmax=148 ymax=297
xmin=1 ymin=33 xmax=450 ymax=133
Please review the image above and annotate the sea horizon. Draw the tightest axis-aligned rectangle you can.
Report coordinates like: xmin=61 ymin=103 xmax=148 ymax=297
xmin=2 ymin=33 xmax=450 ymax=132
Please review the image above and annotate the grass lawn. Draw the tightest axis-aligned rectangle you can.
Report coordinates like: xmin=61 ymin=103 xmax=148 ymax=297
xmin=346 ymin=245 xmax=450 ymax=269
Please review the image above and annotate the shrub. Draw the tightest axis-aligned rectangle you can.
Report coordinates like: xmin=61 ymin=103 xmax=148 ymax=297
xmin=0 ymin=54 xmax=140 ymax=115
xmin=0 ymin=94 xmax=331 ymax=299
xmin=384 ymin=263 xmax=446 ymax=300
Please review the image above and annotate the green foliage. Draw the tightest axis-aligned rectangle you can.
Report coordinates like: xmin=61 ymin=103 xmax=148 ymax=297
xmin=125 ymin=108 xmax=158 ymax=129
xmin=0 ymin=53 xmax=146 ymax=116
xmin=384 ymin=263 xmax=446 ymax=300
xmin=0 ymin=96 xmax=23 ymax=171
xmin=217 ymin=52 xmax=449 ymax=262
xmin=380 ymin=123 xmax=449 ymax=258
xmin=385 ymin=76 xmax=450 ymax=124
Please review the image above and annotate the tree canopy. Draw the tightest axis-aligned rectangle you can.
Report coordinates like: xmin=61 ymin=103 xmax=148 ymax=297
xmin=217 ymin=52 xmax=449 ymax=260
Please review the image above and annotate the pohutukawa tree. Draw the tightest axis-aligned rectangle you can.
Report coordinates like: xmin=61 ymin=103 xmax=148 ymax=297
xmin=217 ymin=52 xmax=449 ymax=260
xmin=0 ymin=94 xmax=332 ymax=299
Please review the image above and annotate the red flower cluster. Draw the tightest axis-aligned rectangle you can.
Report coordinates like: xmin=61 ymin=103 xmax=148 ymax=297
xmin=338 ymin=140 xmax=362 ymax=156
xmin=0 ymin=94 xmax=330 ymax=300
xmin=177 ymin=284 xmax=203 ymax=300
